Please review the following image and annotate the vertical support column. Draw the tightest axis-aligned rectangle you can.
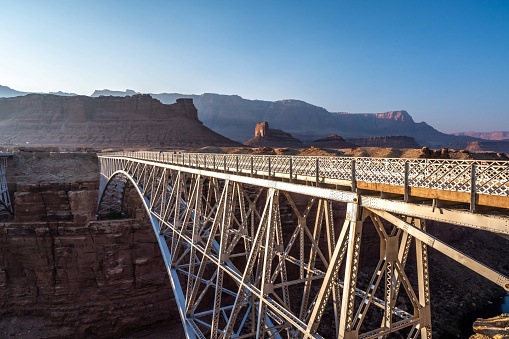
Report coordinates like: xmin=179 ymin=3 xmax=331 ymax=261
xmin=256 ymin=188 xmax=278 ymax=338
xmin=289 ymin=157 xmax=293 ymax=182
xmin=470 ymin=163 xmax=477 ymax=213
xmin=351 ymin=159 xmax=357 ymax=192
xmin=339 ymin=202 xmax=363 ymax=338
xmin=211 ymin=180 xmax=233 ymax=338
xmin=415 ymin=218 xmax=432 ymax=338
xmin=404 ymin=161 xmax=410 ymax=202
xmin=315 ymin=158 xmax=319 ymax=185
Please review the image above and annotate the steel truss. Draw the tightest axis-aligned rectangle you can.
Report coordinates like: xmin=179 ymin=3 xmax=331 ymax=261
xmin=98 ymin=156 xmax=509 ymax=339
xmin=0 ymin=156 xmax=12 ymax=216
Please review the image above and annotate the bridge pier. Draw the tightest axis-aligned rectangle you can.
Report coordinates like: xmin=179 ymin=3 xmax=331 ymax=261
xmin=97 ymin=152 xmax=509 ymax=338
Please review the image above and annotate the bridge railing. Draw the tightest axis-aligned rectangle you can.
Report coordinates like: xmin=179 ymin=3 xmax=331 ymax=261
xmin=104 ymin=151 xmax=509 ymax=198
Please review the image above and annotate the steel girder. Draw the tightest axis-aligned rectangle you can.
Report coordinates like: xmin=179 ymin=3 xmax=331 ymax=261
xmin=98 ymin=156 xmax=509 ymax=339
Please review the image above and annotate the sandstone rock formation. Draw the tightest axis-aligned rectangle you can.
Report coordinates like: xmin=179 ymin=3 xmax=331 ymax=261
xmin=310 ymin=134 xmax=355 ymax=148
xmin=346 ymin=135 xmax=420 ymax=148
xmin=470 ymin=314 xmax=509 ymax=338
xmin=0 ymin=94 xmax=239 ymax=148
xmin=245 ymin=121 xmax=304 ymax=148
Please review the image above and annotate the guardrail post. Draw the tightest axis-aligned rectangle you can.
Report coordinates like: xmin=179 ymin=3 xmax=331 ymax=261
xmin=268 ymin=157 xmax=271 ymax=178
xmin=250 ymin=157 xmax=254 ymax=177
xmin=315 ymin=158 xmax=319 ymax=185
xmin=404 ymin=162 xmax=410 ymax=202
xmin=236 ymin=156 xmax=239 ymax=174
xmin=204 ymin=155 xmax=207 ymax=168
xmin=470 ymin=163 xmax=477 ymax=213
xmin=224 ymin=156 xmax=227 ymax=173
xmin=351 ymin=159 xmax=357 ymax=192
xmin=213 ymin=155 xmax=216 ymax=170
xmin=289 ymin=157 xmax=293 ymax=182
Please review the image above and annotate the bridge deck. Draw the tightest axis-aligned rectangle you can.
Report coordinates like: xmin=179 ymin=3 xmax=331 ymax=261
xmin=106 ymin=151 xmax=509 ymax=212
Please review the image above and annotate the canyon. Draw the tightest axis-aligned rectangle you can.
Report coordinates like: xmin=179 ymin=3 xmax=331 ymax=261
xmin=1 ymin=149 xmax=508 ymax=338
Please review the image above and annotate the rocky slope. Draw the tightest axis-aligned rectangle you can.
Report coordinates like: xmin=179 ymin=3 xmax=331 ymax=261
xmin=0 ymin=94 xmax=239 ymax=148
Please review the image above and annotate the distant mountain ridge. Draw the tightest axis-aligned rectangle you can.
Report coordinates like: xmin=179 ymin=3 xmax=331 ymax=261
xmin=452 ymin=131 xmax=509 ymax=140
xmin=0 ymin=85 xmax=486 ymax=149
xmin=0 ymin=85 xmax=28 ymax=98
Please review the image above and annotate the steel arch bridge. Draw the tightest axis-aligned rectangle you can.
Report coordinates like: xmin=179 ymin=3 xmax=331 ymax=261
xmin=98 ymin=151 xmax=509 ymax=339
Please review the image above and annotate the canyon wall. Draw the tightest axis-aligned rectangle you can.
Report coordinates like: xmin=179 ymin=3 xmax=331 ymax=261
xmin=0 ymin=151 xmax=178 ymax=338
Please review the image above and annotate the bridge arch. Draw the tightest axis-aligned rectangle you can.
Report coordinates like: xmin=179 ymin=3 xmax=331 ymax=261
xmin=98 ymin=169 xmax=198 ymax=337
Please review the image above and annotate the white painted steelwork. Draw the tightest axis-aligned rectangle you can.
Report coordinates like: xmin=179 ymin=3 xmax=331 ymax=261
xmin=98 ymin=152 xmax=509 ymax=339
xmin=0 ymin=153 xmax=12 ymax=216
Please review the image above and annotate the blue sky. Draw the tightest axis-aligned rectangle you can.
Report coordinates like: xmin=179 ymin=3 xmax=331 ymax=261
xmin=1 ymin=1 xmax=508 ymax=133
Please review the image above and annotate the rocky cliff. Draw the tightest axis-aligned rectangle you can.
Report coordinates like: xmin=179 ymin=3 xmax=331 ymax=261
xmin=0 ymin=182 xmax=178 ymax=338
xmin=0 ymin=94 xmax=239 ymax=148
xmin=0 ymin=151 xmax=179 ymax=337
xmin=244 ymin=121 xmax=304 ymax=148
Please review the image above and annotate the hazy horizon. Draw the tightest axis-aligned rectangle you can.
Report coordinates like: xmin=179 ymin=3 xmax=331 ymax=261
xmin=1 ymin=1 xmax=508 ymax=133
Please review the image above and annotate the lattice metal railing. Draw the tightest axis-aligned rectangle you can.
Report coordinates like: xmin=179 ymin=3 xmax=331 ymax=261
xmin=109 ymin=151 xmax=509 ymax=199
